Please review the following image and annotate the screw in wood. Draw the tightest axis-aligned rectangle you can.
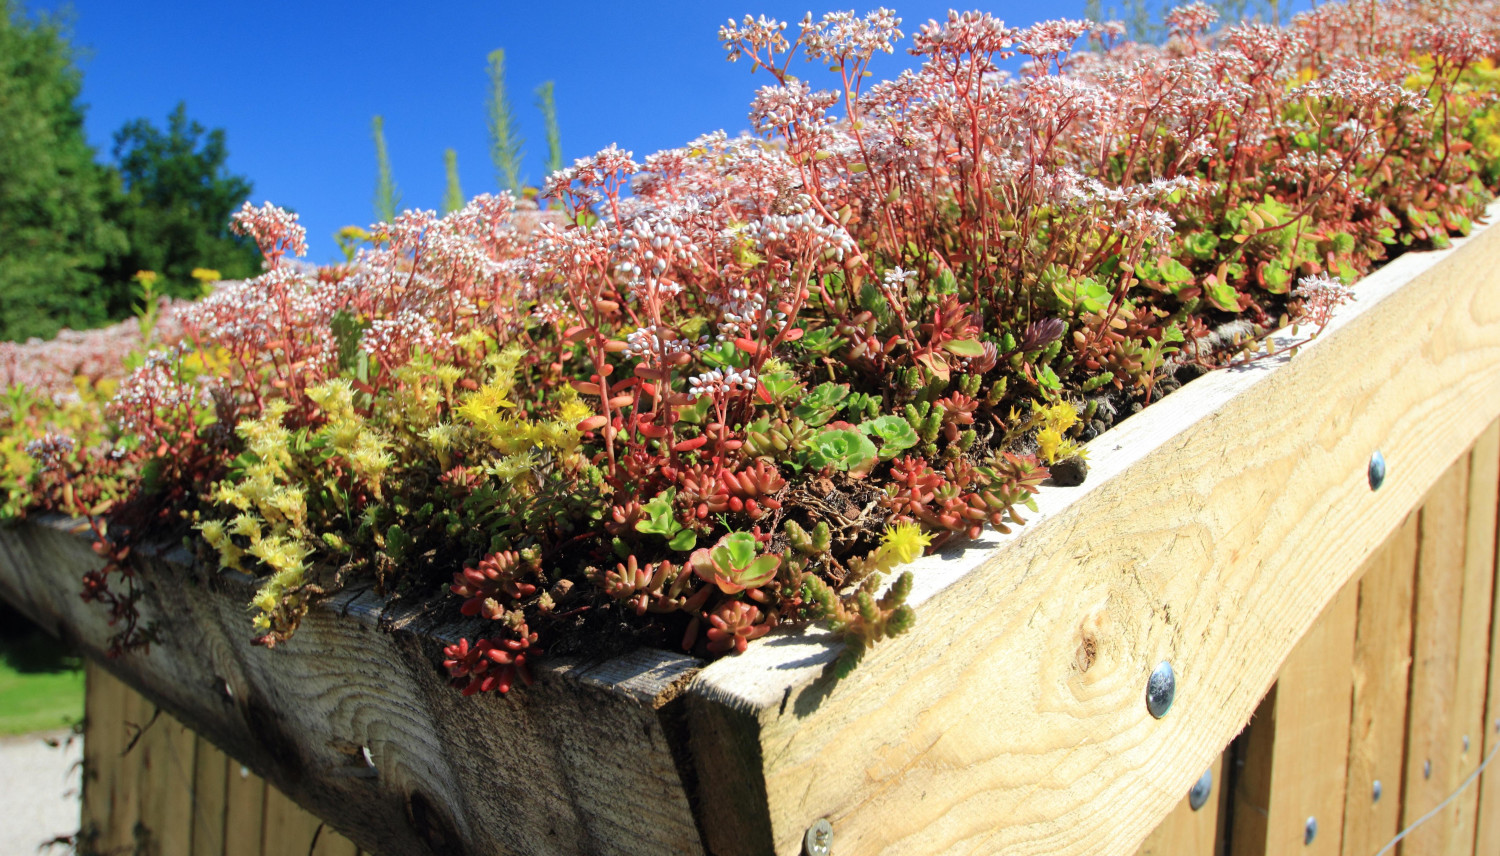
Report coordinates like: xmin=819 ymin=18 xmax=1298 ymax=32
xmin=1372 ymin=780 xmax=1382 ymax=802
xmin=1304 ymin=817 xmax=1318 ymax=845
xmin=1465 ymin=735 xmax=1471 ymax=752
xmin=804 ymin=818 xmax=833 ymax=856
xmin=1147 ymin=661 xmax=1176 ymax=719
xmin=1368 ymin=451 xmax=1387 ymax=490
xmin=1188 ymin=768 xmax=1213 ymax=811
xmin=1424 ymin=759 xmax=1432 ymax=779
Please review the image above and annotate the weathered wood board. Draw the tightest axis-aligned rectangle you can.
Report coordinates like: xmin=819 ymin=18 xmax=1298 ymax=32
xmin=0 ymin=521 xmax=706 ymax=856
xmin=8 ymin=200 xmax=1500 ymax=856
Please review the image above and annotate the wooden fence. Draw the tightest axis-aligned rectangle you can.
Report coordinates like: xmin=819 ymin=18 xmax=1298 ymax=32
xmin=74 ymin=421 xmax=1500 ymax=855
xmin=79 ymin=664 xmax=361 ymax=856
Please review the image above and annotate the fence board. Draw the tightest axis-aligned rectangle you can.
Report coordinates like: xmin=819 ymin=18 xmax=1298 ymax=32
xmin=1133 ymin=753 xmax=1225 ymax=856
xmin=1229 ymin=582 xmax=1358 ymax=855
xmin=1340 ymin=511 xmax=1420 ymax=856
xmin=192 ymin=733 xmax=229 ymax=856
xmin=223 ymin=764 xmax=266 ymax=856
xmin=1402 ymin=459 xmax=1473 ymax=855
xmin=1476 ymin=423 xmax=1500 ymax=856
xmin=1448 ymin=422 xmax=1500 ymax=854
xmin=137 ymin=704 xmax=198 ymax=856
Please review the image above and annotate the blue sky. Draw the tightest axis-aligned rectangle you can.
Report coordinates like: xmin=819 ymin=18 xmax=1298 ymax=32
xmin=25 ymin=1 xmax=1155 ymax=261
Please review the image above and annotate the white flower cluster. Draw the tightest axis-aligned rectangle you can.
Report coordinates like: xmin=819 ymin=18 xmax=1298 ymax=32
xmin=687 ymin=368 xmax=758 ymax=400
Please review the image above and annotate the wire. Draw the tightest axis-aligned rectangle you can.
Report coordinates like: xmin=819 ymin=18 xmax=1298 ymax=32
xmin=1373 ymin=738 xmax=1500 ymax=856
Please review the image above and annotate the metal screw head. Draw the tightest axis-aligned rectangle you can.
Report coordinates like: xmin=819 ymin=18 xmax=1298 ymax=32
xmin=1424 ymin=759 xmax=1432 ymax=779
xmin=1147 ymin=661 xmax=1176 ymax=719
xmin=804 ymin=818 xmax=833 ymax=856
xmin=1305 ymin=817 xmax=1318 ymax=845
xmin=1368 ymin=451 xmax=1387 ymax=490
xmin=1372 ymin=780 xmax=1382 ymax=802
xmin=1465 ymin=735 xmax=1472 ymax=753
xmin=1188 ymin=768 xmax=1213 ymax=811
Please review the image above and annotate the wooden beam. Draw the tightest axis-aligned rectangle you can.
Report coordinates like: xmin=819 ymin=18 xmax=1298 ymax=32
xmin=0 ymin=518 xmax=706 ymax=856
xmin=1477 ymin=424 xmax=1500 ymax=856
xmin=1339 ymin=511 xmax=1420 ymax=856
xmin=685 ymin=205 xmax=1500 ymax=856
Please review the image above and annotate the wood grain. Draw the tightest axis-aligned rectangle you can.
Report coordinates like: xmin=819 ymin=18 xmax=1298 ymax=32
xmin=223 ymin=763 xmax=266 ymax=856
xmin=192 ymin=732 xmax=230 ymax=856
xmin=0 ymin=519 xmax=705 ymax=856
xmin=1132 ymin=753 xmax=1225 ymax=856
xmin=1402 ymin=459 xmax=1472 ymax=856
xmin=1448 ymin=422 xmax=1500 ymax=854
xmin=1475 ymin=419 xmax=1500 ymax=856
xmin=1228 ymin=583 xmax=1358 ymax=855
xmin=687 ymin=204 xmax=1500 ymax=856
xmin=1339 ymin=511 xmax=1420 ymax=856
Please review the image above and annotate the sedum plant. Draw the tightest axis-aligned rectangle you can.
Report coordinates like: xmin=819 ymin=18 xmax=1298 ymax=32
xmin=10 ymin=0 xmax=1500 ymax=689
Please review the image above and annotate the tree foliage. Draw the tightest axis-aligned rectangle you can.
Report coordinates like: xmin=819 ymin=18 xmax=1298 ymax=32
xmin=0 ymin=1 xmax=125 ymax=341
xmin=103 ymin=102 xmax=262 ymax=313
xmin=0 ymin=1 xmax=259 ymax=341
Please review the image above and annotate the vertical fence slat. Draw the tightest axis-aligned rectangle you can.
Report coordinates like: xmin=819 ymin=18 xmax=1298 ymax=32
xmin=1133 ymin=752 xmax=1226 ymax=856
xmin=1340 ymin=511 xmax=1420 ymax=856
xmin=106 ymin=669 xmax=149 ymax=853
xmin=192 ymin=732 xmax=230 ymax=856
xmin=1447 ymin=422 xmax=1500 ymax=854
xmin=1401 ymin=457 xmax=1472 ymax=855
xmin=81 ymin=662 xmax=121 ymax=852
xmin=1229 ymin=582 xmax=1359 ymax=855
xmin=223 ymin=763 xmax=267 ymax=856
xmin=137 ymin=705 xmax=198 ymax=856
xmin=1472 ymin=418 xmax=1500 ymax=854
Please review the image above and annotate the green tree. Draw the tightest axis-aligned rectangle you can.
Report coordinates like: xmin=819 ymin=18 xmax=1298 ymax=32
xmin=0 ymin=1 xmax=126 ymax=341
xmin=103 ymin=102 xmax=261 ymax=312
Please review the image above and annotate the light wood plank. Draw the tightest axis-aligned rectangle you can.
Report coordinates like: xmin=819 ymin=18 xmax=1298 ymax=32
xmin=1229 ymin=583 xmax=1359 ymax=855
xmin=1446 ymin=422 xmax=1500 ymax=855
xmin=192 ymin=733 xmax=230 ymax=856
xmin=261 ymin=781 xmax=320 ymax=856
xmin=1401 ymin=459 xmax=1471 ymax=856
xmin=224 ymin=763 xmax=266 ymax=856
xmin=136 ymin=701 xmax=198 ymax=856
xmin=107 ymin=671 xmax=148 ymax=854
xmin=687 ymin=205 xmax=1500 ymax=855
xmin=1340 ymin=512 xmax=1420 ymax=856
xmin=81 ymin=661 xmax=123 ymax=854
xmin=1470 ymin=419 xmax=1500 ymax=855
xmin=1133 ymin=754 xmax=1225 ymax=856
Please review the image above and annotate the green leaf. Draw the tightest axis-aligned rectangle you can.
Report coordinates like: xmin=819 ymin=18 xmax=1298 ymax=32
xmin=1204 ymin=279 xmax=1240 ymax=312
xmin=941 ymin=338 xmax=986 ymax=357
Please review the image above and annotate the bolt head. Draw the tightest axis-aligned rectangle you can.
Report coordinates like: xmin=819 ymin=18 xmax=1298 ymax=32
xmin=1368 ymin=451 xmax=1387 ymax=490
xmin=1188 ymin=767 xmax=1213 ymax=811
xmin=1465 ymin=735 xmax=1472 ymax=752
xmin=804 ymin=818 xmax=833 ymax=856
xmin=1424 ymin=759 xmax=1432 ymax=779
xmin=1147 ymin=661 xmax=1176 ymax=719
xmin=1305 ymin=817 xmax=1318 ymax=845
xmin=1372 ymin=779 xmax=1382 ymax=802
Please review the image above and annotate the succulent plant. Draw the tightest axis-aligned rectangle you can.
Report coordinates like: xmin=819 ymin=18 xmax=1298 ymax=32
xmin=689 ymin=531 xmax=781 ymax=595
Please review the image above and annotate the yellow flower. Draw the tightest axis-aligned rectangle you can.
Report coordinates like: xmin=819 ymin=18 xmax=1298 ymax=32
xmin=190 ymin=268 xmax=221 ymax=283
xmin=881 ymin=522 xmax=933 ymax=567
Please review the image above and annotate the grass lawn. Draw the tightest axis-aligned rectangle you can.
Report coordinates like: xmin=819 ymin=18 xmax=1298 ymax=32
xmin=0 ymin=611 xmax=84 ymax=736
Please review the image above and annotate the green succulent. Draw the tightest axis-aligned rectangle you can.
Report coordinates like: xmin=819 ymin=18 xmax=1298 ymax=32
xmin=689 ymin=531 xmax=780 ymax=594
xmin=859 ymin=415 xmax=919 ymax=460
xmin=803 ymin=427 xmax=879 ymax=477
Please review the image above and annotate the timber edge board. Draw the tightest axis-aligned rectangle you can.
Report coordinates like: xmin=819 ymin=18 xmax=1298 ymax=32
xmin=1 ymin=200 xmax=1500 ymax=855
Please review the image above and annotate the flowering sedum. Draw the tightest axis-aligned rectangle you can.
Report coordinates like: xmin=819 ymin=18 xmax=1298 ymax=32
xmin=10 ymin=0 xmax=1500 ymax=682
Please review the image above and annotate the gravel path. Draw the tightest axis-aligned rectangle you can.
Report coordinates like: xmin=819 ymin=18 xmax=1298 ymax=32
xmin=0 ymin=729 xmax=81 ymax=856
